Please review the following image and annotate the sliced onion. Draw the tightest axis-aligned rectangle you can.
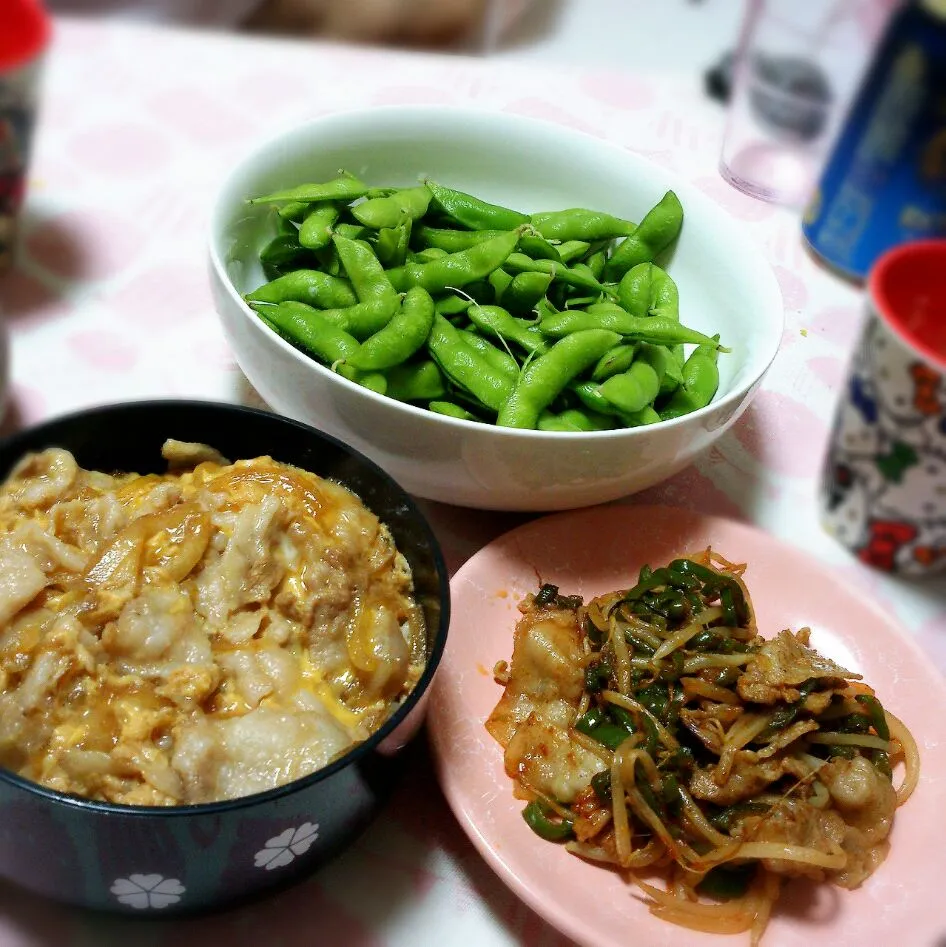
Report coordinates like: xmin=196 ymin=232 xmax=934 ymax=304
xmin=808 ymin=732 xmax=890 ymax=752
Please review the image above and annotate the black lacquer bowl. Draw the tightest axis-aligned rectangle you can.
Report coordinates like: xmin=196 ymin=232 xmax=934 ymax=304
xmin=0 ymin=400 xmax=450 ymax=915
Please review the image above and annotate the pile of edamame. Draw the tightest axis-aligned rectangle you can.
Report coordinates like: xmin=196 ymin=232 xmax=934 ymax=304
xmin=245 ymin=173 xmax=727 ymax=432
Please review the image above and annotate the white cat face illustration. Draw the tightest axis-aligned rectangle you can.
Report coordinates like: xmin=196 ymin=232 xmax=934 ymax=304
xmin=833 ymin=396 xmax=882 ymax=458
xmin=822 ymin=458 xmax=877 ymax=551
xmin=867 ymin=321 xmax=941 ymax=428
xmin=874 ymin=456 xmax=946 ymax=524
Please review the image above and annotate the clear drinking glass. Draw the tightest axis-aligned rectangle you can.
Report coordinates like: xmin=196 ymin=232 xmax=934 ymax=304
xmin=719 ymin=0 xmax=899 ymax=207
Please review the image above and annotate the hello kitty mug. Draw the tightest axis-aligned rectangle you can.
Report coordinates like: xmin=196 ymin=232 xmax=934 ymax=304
xmin=821 ymin=239 xmax=946 ymax=575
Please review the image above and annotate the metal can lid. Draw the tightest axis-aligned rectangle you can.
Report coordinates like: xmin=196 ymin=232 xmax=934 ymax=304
xmin=0 ymin=0 xmax=52 ymax=72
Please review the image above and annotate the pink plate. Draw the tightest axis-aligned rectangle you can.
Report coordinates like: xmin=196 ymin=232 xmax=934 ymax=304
xmin=428 ymin=505 xmax=946 ymax=947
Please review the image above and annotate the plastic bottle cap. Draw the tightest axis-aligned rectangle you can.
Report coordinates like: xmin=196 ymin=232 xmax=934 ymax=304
xmin=0 ymin=0 xmax=52 ymax=73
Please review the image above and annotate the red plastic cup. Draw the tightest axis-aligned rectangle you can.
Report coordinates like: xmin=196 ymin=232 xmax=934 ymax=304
xmin=820 ymin=240 xmax=946 ymax=575
xmin=0 ymin=0 xmax=52 ymax=272
xmin=869 ymin=240 xmax=946 ymax=373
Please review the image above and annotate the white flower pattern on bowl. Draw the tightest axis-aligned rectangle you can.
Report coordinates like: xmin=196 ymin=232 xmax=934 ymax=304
xmin=254 ymin=822 xmax=320 ymax=870
xmin=110 ymin=874 xmax=185 ymax=909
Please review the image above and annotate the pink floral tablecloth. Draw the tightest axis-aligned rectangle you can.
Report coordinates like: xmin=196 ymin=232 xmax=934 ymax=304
xmin=0 ymin=16 xmax=944 ymax=947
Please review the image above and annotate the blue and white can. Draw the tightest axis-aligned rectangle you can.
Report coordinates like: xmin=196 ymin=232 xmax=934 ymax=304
xmin=802 ymin=0 xmax=946 ymax=281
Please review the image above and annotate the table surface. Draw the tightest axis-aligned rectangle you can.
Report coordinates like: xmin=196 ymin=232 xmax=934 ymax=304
xmin=1 ymin=14 xmax=945 ymax=947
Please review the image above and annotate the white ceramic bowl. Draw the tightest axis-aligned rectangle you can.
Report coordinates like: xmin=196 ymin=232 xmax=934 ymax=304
xmin=209 ymin=106 xmax=783 ymax=511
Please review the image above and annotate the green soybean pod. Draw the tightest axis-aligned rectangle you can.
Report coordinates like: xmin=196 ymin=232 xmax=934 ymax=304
xmin=531 ymin=208 xmax=637 ymax=241
xmin=569 ymin=262 xmax=600 ymax=290
xmin=519 ymin=233 xmax=562 ymax=263
xmin=434 ymin=294 xmax=472 ymax=317
xmin=299 ymin=202 xmax=341 ymax=250
xmin=468 ymin=304 xmax=549 ymax=357
xmin=538 ymin=407 xmax=614 ymax=432
xmin=572 ymin=380 xmax=625 ymax=418
xmin=497 ymin=329 xmax=622 ymax=429
xmin=542 ymin=304 xmax=724 ymax=349
xmin=502 ymin=271 xmax=554 ymax=315
xmin=277 ymin=200 xmax=312 ymax=222
xmin=465 ymin=279 xmax=495 ymax=305
xmin=347 ymin=286 xmax=435 ymax=371
xmin=489 ymin=267 xmax=515 ymax=301
xmin=387 ymin=228 xmax=523 ymax=295
xmin=314 ymin=243 xmax=343 ymax=278
xmin=426 ymin=180 xmax=530 ymax=231
xmin=597 ymin=361 xmax=661 ymax=415
xmin=591 ymin=343 xmax=638 ymax=382
xmin=427 ymin=314 xmax=516 ymax=413
xmin=504 ymin=253 xmax=612 ymax=296
xmin=617 ymin=262 xmax=680 ymax=321
xmin=459 ymin=329 xmax=521 ymax=382
xmin=254 ymin=301 xmax=359 ymax=365
xmin=415 ymin=226 xmax=507 ymax=253
xmin=250 ymin=172 xmax=369 ymax=205
xmin=246 ymin=270 xmax=358 ymax=309
xmin=429 ymin=400 xmax=479 ymax=421
xmin=622 ymin=405 xmax=661 ymax=427
xmin=315 ymin=298 xmax=399 ymax=340
xmin=334 ymin=223 xmax=370 ymax=241
xmin=332 ymin=235 xmax=399 ymax=308
xmin=375 ymin=213 xmax=413 ymax=268
xmin=352 ymin=185 xmax=431 ymax=230
xmin=384 ymin=359 xmax=447 ymax=402
xmin=412 ymin=247 xmax=450 ymax=264
xmin=637 ymin=342 xmax=683 ymax=395
xmin=659 ymin=339 xmax=721 ymax=420
xmin=334 ymin=362 xmax=388 ymax=394
xmin=584 ymin=249 xmax=608 ymax=281
xmin=604 ymin=190 xmax=684 ymax=282
xmin=536 ymin=294 xmax=559 ymax=322
xmin=274 ymin=215 xmax=299 ymax=238
xmin=538 ymin=306 xmax=628 ymax=338
xmin=554 ymin=241 xmax=592 ymax=264
xmin=259 ymin=234 xmax=315 ymax=280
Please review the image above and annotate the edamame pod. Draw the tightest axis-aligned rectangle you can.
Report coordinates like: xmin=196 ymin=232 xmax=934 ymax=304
xmin=427 ymin=314 xmax=516 ymax=413
xmin=387 ymin=229 xmax=524 ymax=295
xmin=250 ymin=172 xmax=368 ymax=205
xmin=426 ymin=180 xmax=530 ymax=231
xmin=497 ymin=329 xmax=622 ymax=429
xmin=246 ymin=270 xmax=358 ymax=309
xmin=617 ymin=262 xmax=680 ymax=321
xmin=604 ymin=190 xmax=684 ymax=282
xmin=531 ymin=208 xmax=636 ymax=242
xmin=299 ymin=203 xmax=341 ymax=250
xmin=353 ymin=185 xmax=431 ymax=230
xmin=254 ymin=301 xmax=359 ymax=364
xmin=347 ymin=286 xmax=435 ymax=371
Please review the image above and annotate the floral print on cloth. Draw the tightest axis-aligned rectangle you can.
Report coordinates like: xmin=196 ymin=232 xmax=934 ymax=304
xmin=254 ymin=822 xmax=320 ymax=870
xmin=110 ymin=874 xmax=185 ymax=909
xmin=821 ymin=315 xmax=946 ymax=573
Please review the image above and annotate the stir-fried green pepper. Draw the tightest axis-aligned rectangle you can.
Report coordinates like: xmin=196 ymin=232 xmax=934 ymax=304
xmin=696 ymin=864 xmax=758 ymax=900
xmin=855 ymin=694 xmax=890 ymax=740
xmin=584 ymin=661 xmax=612 ymax=693
xmin=591 ymin=770 xmax=612 ymax=804
xmin=522 ymin=801 xmax=575 ymax=842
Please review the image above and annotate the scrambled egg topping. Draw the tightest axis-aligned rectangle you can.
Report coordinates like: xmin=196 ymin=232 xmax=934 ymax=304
xmin=0 ymin=441 xmax=425 ymax=805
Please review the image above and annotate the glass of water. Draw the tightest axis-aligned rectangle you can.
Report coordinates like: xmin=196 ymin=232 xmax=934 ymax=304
xmin=719 ymin=0 xmax=899 ymax=206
